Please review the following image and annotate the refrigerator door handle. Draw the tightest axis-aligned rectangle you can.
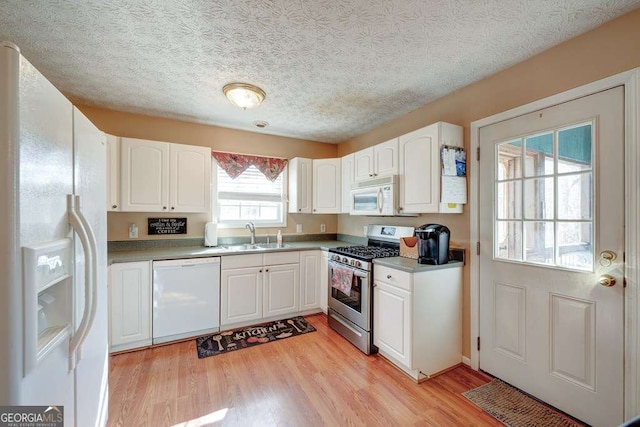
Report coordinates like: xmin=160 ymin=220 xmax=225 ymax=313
xmin=67 ymin=194 xmax=96 ymax=370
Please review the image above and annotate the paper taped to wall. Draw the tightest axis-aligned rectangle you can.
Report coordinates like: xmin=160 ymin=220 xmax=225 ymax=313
xmin=441 ymin=176 xmax=467 ymax=204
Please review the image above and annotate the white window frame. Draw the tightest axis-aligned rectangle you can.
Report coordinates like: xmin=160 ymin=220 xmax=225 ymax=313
xmin=211 ymin=159 xmax=288 ymax=228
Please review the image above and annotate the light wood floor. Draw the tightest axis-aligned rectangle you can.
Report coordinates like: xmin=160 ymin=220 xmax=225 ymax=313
xmin=108 ymin=313 xmax=500 ymax=426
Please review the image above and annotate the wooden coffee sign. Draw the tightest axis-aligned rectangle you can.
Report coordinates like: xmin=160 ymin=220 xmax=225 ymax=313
xmin=148 ymin=218 xmax=187 ymax=235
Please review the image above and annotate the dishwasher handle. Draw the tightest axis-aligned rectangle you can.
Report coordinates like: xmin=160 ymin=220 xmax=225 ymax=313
xmin=153 ymin=257 xmax=221 ymax=268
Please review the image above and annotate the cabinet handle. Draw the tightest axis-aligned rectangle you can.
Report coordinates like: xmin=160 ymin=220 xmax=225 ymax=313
xmin=298 ymin=209 xmax=301 ymax=212
xmin=162 ymin=206 xmax=167 ymax=210
xmin=259 ymin=269 xmax=262 ymax=273
xmin=171 ymin=207 xmax=175 ymax=210
xmin=398 ymin=207 xmax=403 ymax=211
xmin=369 ymin=173 xmax=373 ymax=177
xmin=373 ymin=283 xmax=377 ymax=287
xmin=313 ymin=209 xmax=316 ymax=212
xmin=387 ymin=275 xmax=392 ymax=279
xmin=111 ymin=205 xmax=117 ymax=209
xmin=265 ymin=269 xmax=269 ymax=272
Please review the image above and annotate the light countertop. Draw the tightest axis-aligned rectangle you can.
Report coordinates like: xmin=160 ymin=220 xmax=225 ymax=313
xmin=108 ymin=240 xmax=349 ymax=264
xmin=373 ymin=257 xmax=463 ymax=273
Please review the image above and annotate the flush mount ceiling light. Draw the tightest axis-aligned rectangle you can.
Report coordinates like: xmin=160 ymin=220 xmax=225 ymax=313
xmin=223 ymin=83 xmax=266 ymax=110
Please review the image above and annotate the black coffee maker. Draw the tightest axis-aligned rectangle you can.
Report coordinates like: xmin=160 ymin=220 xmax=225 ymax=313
xmin=415 ymin=224 xmax=450 ymax=265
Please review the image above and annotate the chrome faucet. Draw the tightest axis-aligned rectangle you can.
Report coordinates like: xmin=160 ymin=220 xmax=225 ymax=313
xmin=245 ymin=221 xmax=256 ymax=244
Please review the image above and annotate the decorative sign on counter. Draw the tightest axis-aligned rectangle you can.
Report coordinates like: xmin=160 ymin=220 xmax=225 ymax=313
xmin=148 ymin=218 xmax=187 ymax=235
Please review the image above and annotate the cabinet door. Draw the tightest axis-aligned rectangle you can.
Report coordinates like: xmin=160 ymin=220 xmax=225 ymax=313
xmin=120 ymin=138 xmax=169 ymax=212
xmin=341 ymin=154 xmax=354 ymax=213
xmin=320 ymin=251 xmax=329 ymax=313
xmin=374 ymin=138 xmax=399 ymax=177
xmin=263 ymin=263 xmax=300 ymax=317
xmin=373 ymin=281 xmax=412 ymax=368
xmin=354 ymin=147 xmax=374 ymax=182
xmin=169 ymin=143 xmax=211 ymax=213
xmin=312 ymin=158 xmax=341 ymax=213
xmin=300 ymin=251 xmax=321 ymax=311
xmin=106 ymin=134 xmax=120 ymax=211
xmin=109 ymin=261 xmax=151 ymax=350
xmin=221 ymin=267 xmax=263 ymax=325
xmin=288 ymin=157 xmax=312 ymax=213
xmin=398 ymin=125 xmax=439 ymax=213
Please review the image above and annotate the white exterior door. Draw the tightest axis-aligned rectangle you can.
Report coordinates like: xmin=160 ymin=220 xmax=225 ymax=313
xmin=479 ymin=87 xmax=624 ymax=426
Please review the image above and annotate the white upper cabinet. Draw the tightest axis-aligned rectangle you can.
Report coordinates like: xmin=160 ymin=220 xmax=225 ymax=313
xmin=121 ymin=138 xmax=169 ymax=212
xmin=106 ymin=134 xmax=120 ymax=211
xmin=312 ymin=158 xmax=341 ymax=214
xmin=120 ymin=137 xmax=211 ymax=213
xmin=399 ymin=122 xmax=463 ymax=214
xmin=341 ymin=153 xmax=354 ymax=213
xmin=288 ymin=157 xmax=313 ymax=214
xmin=169 ymin=143 xmax=211 ymax=213
xmin=354 ymin=138 xmax=399 ymax=182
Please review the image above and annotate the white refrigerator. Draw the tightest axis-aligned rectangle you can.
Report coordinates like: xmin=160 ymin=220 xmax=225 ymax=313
xmin=0 ymin=42 xmax=108 ymax=426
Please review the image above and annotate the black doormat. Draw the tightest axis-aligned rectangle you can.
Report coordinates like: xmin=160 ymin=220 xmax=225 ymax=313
xmin=195 ymin=316 xmax=316 ymax=359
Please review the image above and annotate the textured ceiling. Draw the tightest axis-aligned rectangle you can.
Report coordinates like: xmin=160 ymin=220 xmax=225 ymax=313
xmin=1 ymin=1 xmax=639 ymax=143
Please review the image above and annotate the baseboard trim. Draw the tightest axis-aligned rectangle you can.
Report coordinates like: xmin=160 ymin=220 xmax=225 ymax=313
xmin=462 ymin=356 xmax=472 ymax=367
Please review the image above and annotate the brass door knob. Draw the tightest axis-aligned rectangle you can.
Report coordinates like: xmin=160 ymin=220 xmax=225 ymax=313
xmin=598 ymin=274 xmax=616 ymax=287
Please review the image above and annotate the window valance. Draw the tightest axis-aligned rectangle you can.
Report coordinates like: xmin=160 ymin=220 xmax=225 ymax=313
xmin=212 ymin=151 xmax=288 ymax=182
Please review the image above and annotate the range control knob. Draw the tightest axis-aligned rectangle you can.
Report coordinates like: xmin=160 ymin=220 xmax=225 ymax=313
xmin=342 ymin=257 xmax=348 ymax=263
xmin=354 ymin=261 xmax=362 ymax=268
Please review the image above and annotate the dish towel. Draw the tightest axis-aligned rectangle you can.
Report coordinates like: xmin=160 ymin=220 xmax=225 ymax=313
xmin=332 ymin=265 xmax=354 ymax=296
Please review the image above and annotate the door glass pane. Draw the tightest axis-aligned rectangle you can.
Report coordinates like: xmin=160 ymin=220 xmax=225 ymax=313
xmin=557 ymin=222 xmax=593 ymax=271
xmin=558 ymin=123 xmax=592 ymax=173
xmin=558 ymin=173 xmax=592 ymax=220
xmin=496 ymin=220 xmax=523 ymax=260
xmin=524 ymin=221 xmax=554 ymax=265
xmin=524 ymin=177 xmax=553 ymax=219
xmin=497 ymin=181 xmax=522 ymax=220
xmin=497 ymin=140 xmax=522 ymax=180
xmin=524 ymin=132 xmax=554 ymax=177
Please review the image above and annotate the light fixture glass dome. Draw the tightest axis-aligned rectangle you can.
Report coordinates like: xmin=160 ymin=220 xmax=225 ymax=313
xmin=223 ymin=83 xmax=266 ymax=110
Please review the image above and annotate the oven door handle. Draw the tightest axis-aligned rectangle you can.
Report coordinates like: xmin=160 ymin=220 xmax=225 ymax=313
xmin=329 ymin=261 xmax=368 ymax=278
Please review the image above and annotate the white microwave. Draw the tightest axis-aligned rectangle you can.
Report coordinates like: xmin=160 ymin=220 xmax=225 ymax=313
xmin=350 ymin=175 xmax=398 ymax=216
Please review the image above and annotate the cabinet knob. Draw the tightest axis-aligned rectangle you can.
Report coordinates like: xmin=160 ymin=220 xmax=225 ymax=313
xmin=162 ymin=206 xmax=167 ymax=210
xmin=387 ymin=275 xmax=392 ymax=279
xmin=369 ymin=173 xmax=373 ymax=177
xmin=266 ymin=269 xmax=269 ymax=272
xmin=259 ymin=269 xmax=262 ymax=273
xmin=298 ymin=209 xmax=301 ymax=212
xmin=313 ymin=209 xmax=316 ymax=212
xmin=171 ymin=207 xmax=175 ymax=210
xmin=112 ymin=205 xmax=117 ymax=209
xmin=398 ymin=207 xmax=403 ymax=211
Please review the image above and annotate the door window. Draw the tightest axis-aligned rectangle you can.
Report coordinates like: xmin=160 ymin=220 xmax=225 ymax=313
xmin=494 ymin=122 xmax=594 ymax=271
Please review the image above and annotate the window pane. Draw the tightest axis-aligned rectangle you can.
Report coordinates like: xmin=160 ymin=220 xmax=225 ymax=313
xmin=524 ymin=177 xmax=553 ymax=219
xmin=215 ymin=162 xmax=285 ymax=226
xmin=497 ymin=181 xmax=522 ymax=220
xmin=524 ymin=132 xmax=554 ymax=177
xmin=524 ymin=221 xmax=554 ymax=265
xmin=497 ymin=140 xmax=522 ymax=180
xmin=558 ymin=173 xmax=592 ymax=220
xmin=557 ymin=222 xmax=593 ymax=271
xmin=558 ymin=124 xmax=592 ymax=173
xmin=496 ymin=220 xmax=522 ymax=261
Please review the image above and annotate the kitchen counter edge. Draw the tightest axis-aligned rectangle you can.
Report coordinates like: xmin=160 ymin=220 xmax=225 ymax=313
xmin=108 ymin=240 xmax=349 ymax=264
xmin=373 ymin=257 xmax=463 ymax=273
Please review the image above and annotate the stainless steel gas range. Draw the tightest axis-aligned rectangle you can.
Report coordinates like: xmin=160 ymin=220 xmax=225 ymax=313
xmin=328 ymin=225 xmax=415 ymax=354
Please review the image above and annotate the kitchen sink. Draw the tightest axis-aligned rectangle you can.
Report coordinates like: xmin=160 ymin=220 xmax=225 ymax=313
xmin=223 ymin=243 xmax=292 ymax=251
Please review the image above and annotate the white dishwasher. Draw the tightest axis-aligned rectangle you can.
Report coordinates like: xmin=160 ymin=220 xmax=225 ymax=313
xmin=152 ymin=257 xmax=220 ymax=344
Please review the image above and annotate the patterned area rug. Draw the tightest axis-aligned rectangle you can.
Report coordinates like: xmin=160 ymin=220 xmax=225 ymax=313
xmin=195 ymin=316 xmax=316 ymax=359
xmin=463 ymin=379 xmax=586 ymax=427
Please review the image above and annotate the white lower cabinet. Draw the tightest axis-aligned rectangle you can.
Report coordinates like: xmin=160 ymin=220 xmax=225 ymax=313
xmin=263 ymin=263 xmax=300 ymax=317
xmin=300 ymin=250 xmax=322 ymax=311
xmin=221 ymin=251 xmax=311 ymax=328
xmin=108 ymin=261 xmax=152 ymax=352
xmin=373 ymin=264 xmax=462 ymax=381
xmin=221 ymin=266 xmax=263 ymax=325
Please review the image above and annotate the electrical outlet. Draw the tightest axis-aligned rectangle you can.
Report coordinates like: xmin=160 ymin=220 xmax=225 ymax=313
xmin=128 ymin=223 xmax=138 ymax=239
xmin=320 ymin=224 xmax=326 ymax=233
xmin=296 ymin=224 xmax=303 ymax=233
xmin=363 ymin=225 xmax=368 ymax=236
